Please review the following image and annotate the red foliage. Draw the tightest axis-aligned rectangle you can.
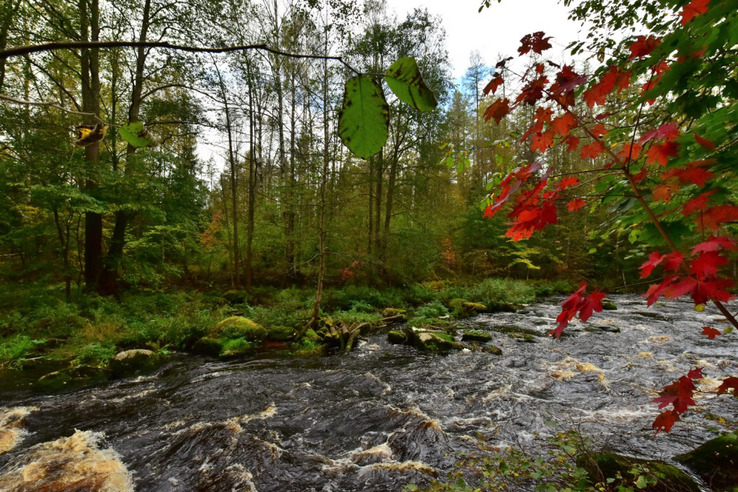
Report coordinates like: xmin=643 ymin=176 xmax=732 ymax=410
xmin=652 ymin=368 xmax=703 ymax=433
xmin=484 ymin=98 xmax=511 ymax=124
xmin=693 ymin=132 xmax=716 ymax=151
xmin=629 ymin=35 xmax=661 ymax=60
xmin=646 ymin=140 xmax=679 ymax=166
xmin=549 ymin=284 xmax=605 ymax=338
xmin=580 ymin=141 xmax=605 ymax=159
xmin=699 ymin=205 xmax=738 ymax=231
xmin=518 ymin=31 xmax=553 ymax=55
xmin=483 ymin=75 xmax=504 ymax=95
xmin=567 ymin=198 xmax=586 ymax=212
xmin=717 ymin=377 xmax=738 ymax=396
xmin=680 ymin=0 xmax=710 ymax=26
xmin=701 ymin=326 xmax=721 ymax=339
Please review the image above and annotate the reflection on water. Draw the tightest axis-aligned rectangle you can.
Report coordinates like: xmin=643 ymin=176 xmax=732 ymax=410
xmin=0 ymin=295 xmax=735 ymax=491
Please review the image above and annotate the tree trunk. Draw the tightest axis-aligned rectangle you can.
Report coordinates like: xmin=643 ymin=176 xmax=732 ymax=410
xmin=80 ymin=0 xmax=102 ymax=291
xmin=98 ymin=0 xmax=151 ymax=295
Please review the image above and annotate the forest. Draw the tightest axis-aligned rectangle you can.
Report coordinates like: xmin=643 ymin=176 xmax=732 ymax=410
xmin=0 ymin=0 xmax=736 ymax=490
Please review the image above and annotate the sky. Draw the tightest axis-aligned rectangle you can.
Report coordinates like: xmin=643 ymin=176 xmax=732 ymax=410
xmin=385 ymin=0 xmax=585 ymax=81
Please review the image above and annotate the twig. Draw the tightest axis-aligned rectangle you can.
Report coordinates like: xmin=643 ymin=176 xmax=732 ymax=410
xmin=0 ymin=94 xmax=105 ymax=123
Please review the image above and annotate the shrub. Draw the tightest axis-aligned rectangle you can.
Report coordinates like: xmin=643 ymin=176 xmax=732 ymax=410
xmin=471 ymin=278 xmax=535 ymax=309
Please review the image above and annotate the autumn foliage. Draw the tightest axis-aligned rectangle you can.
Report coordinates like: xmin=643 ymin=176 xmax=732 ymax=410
xmin=482 ymin=0 xmax=737 ymax=433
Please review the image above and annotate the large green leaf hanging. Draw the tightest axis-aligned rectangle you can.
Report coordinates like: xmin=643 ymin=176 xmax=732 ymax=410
xmin=384 ymin=57 xmax=438 ymax=112
xmin=338 ymin=75 xmax=389 ymax=159
xmin=119 ymin=121 xmax=155 ymax=148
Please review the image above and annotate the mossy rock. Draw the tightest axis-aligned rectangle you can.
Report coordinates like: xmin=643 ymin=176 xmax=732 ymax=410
xmin=223 ymin=290 xmax=249 ymax=305
xmin=489 ymin=324 xmax=543 ymax=338
xmin=35 ymin=365 xmax=110 ymax=392
xmin=675 ymin=433 xmax=738 ymax=491
xmin=382 ymin=308 xmax=407 ymax=319
xmin=388 ymin=330 xmax=410 ymax=344
xmin=578 ymin=453 xmax=700 ymax=492
xmin=109 ymin=349 xmax=163 ymax=378
xmin=191 ymin=337 xmax=223 ymax=356
xmin=461 ymin=329 xmax=492 ymax=342
xmin=266 ymin=325 xmax=295 ymax=341
xmin=602 ymin=300 xmax=618 ymax=310
xmin=451 ymin=299 xmax=488 ymax=318
xmin=291 ymin=339 xmax=325 ymax=357
xmin=412 ymin=331 xmax=461 ymax=352
xmin=482 ymin=345 xmax=502 ymax=355
xmin=220 ymin=338 xmax=255 ymax=358
xmin=213 ymin=317 xmax=267 ymax=342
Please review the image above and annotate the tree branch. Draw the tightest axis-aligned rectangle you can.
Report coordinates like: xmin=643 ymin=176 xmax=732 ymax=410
xmin=0 ymin=40 xmax=361 ymax=75
xmin=0 ymin=94 xmax=104 ymax=122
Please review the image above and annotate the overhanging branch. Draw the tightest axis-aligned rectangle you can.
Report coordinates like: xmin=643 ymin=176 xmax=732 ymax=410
xmin=0 ymin=40 xmax=361 ymax=75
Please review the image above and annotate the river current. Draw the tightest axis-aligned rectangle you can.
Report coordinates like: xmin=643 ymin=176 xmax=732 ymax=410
xmin=0 ymin=295 xmax=736 ymax=491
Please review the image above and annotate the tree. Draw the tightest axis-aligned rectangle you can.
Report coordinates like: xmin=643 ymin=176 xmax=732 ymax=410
xmin=478 ymin=0 xmax=737 ymax=431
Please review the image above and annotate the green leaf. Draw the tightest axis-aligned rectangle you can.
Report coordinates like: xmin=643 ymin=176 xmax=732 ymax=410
xmin=338 ymin=76 xmax=389 ymax=159
xmin=119 ymin=121 xmax=155 ymax=148
xmin=384 ymin=57 xmax=438 ymax=112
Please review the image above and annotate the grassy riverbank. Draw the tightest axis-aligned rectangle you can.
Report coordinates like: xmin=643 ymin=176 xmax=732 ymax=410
xmin=0 ymin=278 xmax=573 ymax=370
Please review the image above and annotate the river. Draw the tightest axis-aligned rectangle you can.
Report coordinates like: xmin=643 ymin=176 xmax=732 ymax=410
xmin=0 ymin=295 xmax=735 ymax=491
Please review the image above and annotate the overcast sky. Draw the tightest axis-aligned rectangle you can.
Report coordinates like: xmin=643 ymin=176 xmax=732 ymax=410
xmin=386 ymin=0 xmax=585 ymax=81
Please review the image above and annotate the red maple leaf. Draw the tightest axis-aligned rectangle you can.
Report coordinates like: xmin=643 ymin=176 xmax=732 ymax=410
xmin=519 ymin=31 xmax=553 ymax=55
xmin=699 ymin=205 xmax=738 ymax=231
xmin=693 ymin=133 xmax=716 ymax=151
xmin=557 ymin=177 xmax=579 ymax=190
xmin=692 ymin=277 xmax=735 ymax=304
xmin=717 ymin=376 xmax=738 ymax=396
xmin=644 ymin=276 xmax=677 ymax=306
xmin=549 ymin=65 xmax=588 ymax=97
xmin=701 ymin=326 xmax=721 ymax=339
xmin=646 ymin=141 xmax=679 ymax=166
xmin=551 ymin=113 xmax=577 ymax=137
xmin=654 ymin=375 xmax=698 ymax=413
xmin=517 ymin=75 xmax=548 ymax=106
xmin=640 ymin=251 xmax=665 ymax=278
xmin=640 ymin=123 xmax=680 ymax=144
xmin=483 ymin=75 xmax=504 ymax=95
xmin=567 ymin=198 xmax=586 ymax=212
xmin=549 ymin=284 xmax=605 ymax=338
xmin=618 ymin=142 xmax=642 ymax=162
xmin=565 ymin=136 xmax=580 ymax=151
xmin=629 ymin=35 xmax=661 ymax=60
xmin=663 ymin=167 xmax=714 ymax=187
xmin=681 ymin=0 xmax=710 ymax=26
xmin=484 ymin=98 xmax=511 ymax=124
xmin=653 ymin=182 xmax=680 ymax=202
xmin=531 ymin=130 xmax=555 ymax=153
xmin=580 ymin=141 xmax=605 ymax=159
xmin=692 ymin=236 xmax=737 ymax=254
xmin=689 ymin=251 xmax=727 ymax=278
xmin=591 ymin=123 xmax=608 ymax=138
xmin=664 ymin=252 xmax=684 ymax=272
xmin=653 ymin=410 xmax=679 ymax=433
xmin=682 ymin=191 xmax=715 ymax=216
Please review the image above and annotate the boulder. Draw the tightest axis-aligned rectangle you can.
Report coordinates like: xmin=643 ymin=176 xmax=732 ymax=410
xmin=223 ymin=289 xmax=248 ymax=305
xmin=387 ymin=330 xmax=410 ymax=344
xmin=191 ymin=337 xmax=223 ymax=356
xmin=602 ymin=300 xmax=618 ymax=310
xmin=213 ymin=317 xmax=267 ymax=341
xmin=266 ymin=325 xmax=295 ymax=341
xmin=579 ymin=452 xmax=700 ymax=492
xmin=382 ymin=308 xmax=407 ymax=319
xmin=109 ymin=349 xmax=163 ymax=378
xmin=482 ymin=345 xmax=502 ymax=355
xmin=675 ymin=433 xmax=738 ymax=491
xmin=412 ymin=331 xmax=460 ymax=352
xmin=461 ymin=329 xmax=492 ymax=342
xmin=36 ymin=365 xmax=110 ymax=392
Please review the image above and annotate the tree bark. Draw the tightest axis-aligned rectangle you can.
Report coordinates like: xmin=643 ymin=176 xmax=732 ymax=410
xmin=80 ymin=0 xmax=102 ymax=291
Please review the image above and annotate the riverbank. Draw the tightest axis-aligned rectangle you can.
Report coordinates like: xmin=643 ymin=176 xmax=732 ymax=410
xmin=0 ymin=278 xmax=573 ymax=377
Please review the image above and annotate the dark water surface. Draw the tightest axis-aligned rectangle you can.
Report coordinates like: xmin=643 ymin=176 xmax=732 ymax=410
xmin=0 ymin=295 xmax=736 ymax=491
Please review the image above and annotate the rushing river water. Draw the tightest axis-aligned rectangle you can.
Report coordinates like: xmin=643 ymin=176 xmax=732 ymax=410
xmin=0 ymin=295 xmax=736 ymax=491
